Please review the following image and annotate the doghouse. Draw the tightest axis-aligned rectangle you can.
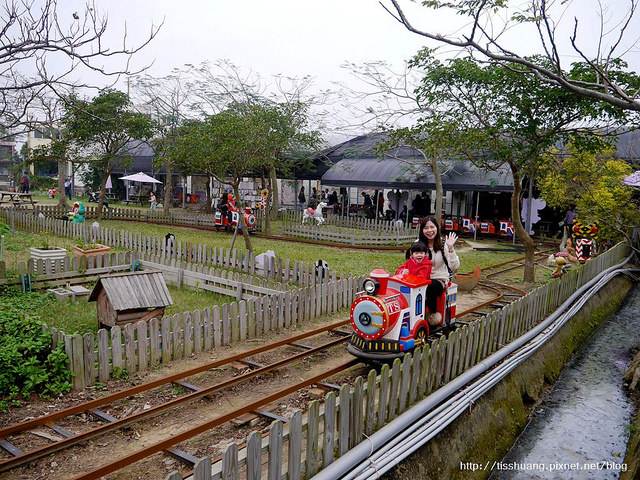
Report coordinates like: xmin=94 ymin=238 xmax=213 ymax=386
xmin=89 ymin=271 xmax=173 ymax=328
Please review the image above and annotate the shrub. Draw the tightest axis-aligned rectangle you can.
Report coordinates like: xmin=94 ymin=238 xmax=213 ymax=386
xmin=0 ymin=287 xmax=72 ymax=411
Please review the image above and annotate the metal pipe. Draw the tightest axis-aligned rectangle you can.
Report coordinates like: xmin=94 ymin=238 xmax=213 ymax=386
xmin=311 ymin=255 xmax=635 ymax=480
xmin=351 ymin=266 xmax=639 ymax=479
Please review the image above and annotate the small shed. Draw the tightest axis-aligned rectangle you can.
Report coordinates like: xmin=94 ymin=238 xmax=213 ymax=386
xmin=89 ymin=271 xmax=173 ymax=328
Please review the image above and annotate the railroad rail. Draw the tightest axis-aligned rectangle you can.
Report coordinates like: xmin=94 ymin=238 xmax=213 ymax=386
xmin=0 ymin=249 xmax=551 ymax=479
xmin=0 ymin=321 xmax=357 ymax=478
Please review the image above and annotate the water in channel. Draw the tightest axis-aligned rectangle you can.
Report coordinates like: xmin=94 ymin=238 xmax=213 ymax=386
xmin=490 ymin=283 xmax=640 ymax=480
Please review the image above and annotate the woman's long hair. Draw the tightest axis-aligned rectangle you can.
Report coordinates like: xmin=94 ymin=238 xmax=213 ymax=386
xmin=418 ymin=216 xmax=443 ymax=257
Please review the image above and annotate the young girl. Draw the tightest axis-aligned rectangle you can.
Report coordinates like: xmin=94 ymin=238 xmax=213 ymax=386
xmin=150 ymin=192 xmax=157 ymax=211
xmin=417 ymin=216 xmax=460 ymax=325
xmin=396 ymin=241 xmax=432 ymax=279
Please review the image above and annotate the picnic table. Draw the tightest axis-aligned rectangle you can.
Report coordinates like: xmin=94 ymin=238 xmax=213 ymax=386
xmin=0 ymin=190 xmax=38 ymax=208
xmin=123 ymin=194 xmax=148 ymax=205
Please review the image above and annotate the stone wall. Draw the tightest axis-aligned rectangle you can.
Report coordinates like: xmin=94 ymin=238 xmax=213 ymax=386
xmin=385 ymin=275 xmax=634 ymax=480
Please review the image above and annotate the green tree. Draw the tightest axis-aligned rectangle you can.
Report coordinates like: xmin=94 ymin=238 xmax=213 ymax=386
xmin=130 ymin=71 xmax=196 ymax=214
xmin=537 ymin=144 xmax=639 ymax=244
xmin=410 ymin=54 xmax=622 ymax=282
xmin=169 ymin=101 xmax=320 ymax=244
xmin=29 ymin=138 xmax=73 ymax=208
xmin=64 ymin=90 xmax=155 ymax=219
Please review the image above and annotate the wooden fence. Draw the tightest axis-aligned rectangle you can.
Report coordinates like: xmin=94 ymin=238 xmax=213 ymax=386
xmin=137 ymin=257 xmax=289 ymax=300
xmin=1 ymin=210 xmax=331 ymax=287
xmin=282 ymin=209 xmax=415 ymax=233
xmin=282 ymin=223 xmax=416 ymax=246
xmin=0 ymin=252 xmax=134 ymax=287
xmin=160 ymin=242 xmax=630 ymax=480
xmin=47 ymin=272 xmax=361 ymax=390
xmin=5 ymin=203 xmax=416 ymax=246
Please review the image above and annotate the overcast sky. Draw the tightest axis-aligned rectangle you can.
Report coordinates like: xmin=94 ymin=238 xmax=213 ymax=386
xmin=51 ymin=0 xmax=640 ymax=141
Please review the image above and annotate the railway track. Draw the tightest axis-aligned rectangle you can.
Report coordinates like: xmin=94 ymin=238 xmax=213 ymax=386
xmin=0 ymin=242 xmax=554 ymax=479
xmin=0 ymin=321 xmax=360 ymax=479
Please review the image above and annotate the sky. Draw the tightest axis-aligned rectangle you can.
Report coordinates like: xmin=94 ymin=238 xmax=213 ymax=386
xmin=37 ymin=0 xmax=640 ymax=142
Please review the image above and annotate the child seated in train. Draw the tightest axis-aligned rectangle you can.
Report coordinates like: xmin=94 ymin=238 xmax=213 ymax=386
xmin=396 ymin=241 xmax=432 ymax=279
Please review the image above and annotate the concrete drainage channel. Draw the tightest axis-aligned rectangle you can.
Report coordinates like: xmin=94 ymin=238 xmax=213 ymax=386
xmin=312 ymin=255 xmax=639 ymax=480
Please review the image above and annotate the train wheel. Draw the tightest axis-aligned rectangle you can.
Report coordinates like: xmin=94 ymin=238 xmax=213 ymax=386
xmin=415 ymin=326 xmax=429 ymax=347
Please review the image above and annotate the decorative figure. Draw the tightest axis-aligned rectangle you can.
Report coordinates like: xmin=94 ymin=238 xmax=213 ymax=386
xmin=571 ymin=220 xmax=599 ymax=263
xmin=302 ymin=201 xmax=327 ymax=225
xmin=521 ymin=197 xmax=547 ymax=235
xmin=552 ymin=252 xmax=570 ymax=278
xmin=67 ymin=201 xmax=85 ymax=223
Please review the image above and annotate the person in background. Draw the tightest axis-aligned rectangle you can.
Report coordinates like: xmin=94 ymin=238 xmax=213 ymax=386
xmin=298 ymin=186 xmax=306 ymax=211
xmin=20 ymin=172 xmax=29 ymax=193
xmin=399 ymin=205 xmax=408 ymax=223
xmin=563 ymin=204 xmax=577 ymax=236
xmin=150 ymin=191 xmax=157 ymax=211
xmin=64 ymin=176 xmax=72 ymax=199
xmin=417 ymin=216 xmax=460 ymax=325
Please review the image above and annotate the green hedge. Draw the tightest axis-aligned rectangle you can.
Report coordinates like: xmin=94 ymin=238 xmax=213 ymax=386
xmin=0 ymin=287 xmax=72 ymax=411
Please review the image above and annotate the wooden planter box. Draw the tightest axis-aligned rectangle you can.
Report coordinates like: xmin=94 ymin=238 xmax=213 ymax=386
xmin=73 ymin=244 xmax=111 ymax=261
xmin=30 ymin=246 xmax=67 ymax=272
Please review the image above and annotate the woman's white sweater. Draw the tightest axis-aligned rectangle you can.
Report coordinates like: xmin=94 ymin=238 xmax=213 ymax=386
xmin=428 ymin=247 xmax=460 ymax=283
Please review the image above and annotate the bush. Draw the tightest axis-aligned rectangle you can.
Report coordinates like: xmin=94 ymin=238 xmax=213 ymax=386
xmin=0 ymin=287 xmax=72 ymax=411
xmin=31 ymin=175 xmax=57 ymax=191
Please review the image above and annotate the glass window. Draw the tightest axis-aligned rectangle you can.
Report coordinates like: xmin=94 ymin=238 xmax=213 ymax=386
xmin=415 ymin=293 xmax=423 ymax=315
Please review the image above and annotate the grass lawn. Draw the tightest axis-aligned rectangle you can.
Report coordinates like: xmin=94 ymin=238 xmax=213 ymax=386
xmin=1 ymin=203 xmax=543 ymax=336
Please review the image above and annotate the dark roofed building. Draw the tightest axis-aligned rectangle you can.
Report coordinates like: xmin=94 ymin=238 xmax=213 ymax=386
xmin=318 ymin=132 xmax=513 ymax=191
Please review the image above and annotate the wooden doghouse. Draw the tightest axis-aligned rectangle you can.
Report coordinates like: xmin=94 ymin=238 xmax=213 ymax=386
xmin=89 ymin=271 xmax=173 ymax=328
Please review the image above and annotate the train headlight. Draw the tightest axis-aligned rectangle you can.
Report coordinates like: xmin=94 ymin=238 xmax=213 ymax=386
xmin=363 ymin=279 xmax=379 ymax=295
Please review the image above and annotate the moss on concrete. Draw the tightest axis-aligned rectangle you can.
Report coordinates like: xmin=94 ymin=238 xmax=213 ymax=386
xmin=386 ymin=276 xmax=633 ymax=480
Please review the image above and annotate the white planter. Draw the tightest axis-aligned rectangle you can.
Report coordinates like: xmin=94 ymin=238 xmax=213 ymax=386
xmin=30 ymin=246 xmax=67 ymax=272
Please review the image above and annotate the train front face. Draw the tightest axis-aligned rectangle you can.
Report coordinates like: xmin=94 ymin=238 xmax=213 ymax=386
xmin=347 ymin=273 xmax=410 ymax=361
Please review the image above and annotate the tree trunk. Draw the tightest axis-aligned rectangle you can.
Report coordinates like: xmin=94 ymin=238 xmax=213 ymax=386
xmin=163 ymin=160 xmax=172 ymax=215
xmin=431 ymin=155 xmax=443 ymax=228
xmin=205 ymin=176 xmax=212 ymax=213
xmin=269 ymin=166 xmax=279 ymax=220
xmin=510 ymin=165 xmax=536 ymax=283
xmin=96 ymin=167 xmax=110 ymax=221
xmin=261 ymin=170 xmax=271 ymax=235
xmin=57 ymin=159 xmax=68 ymax=208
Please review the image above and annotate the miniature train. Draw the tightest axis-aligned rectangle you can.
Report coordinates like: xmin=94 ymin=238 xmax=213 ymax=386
xmin=213 ymin=206 xmax=257 ymax=232
xmin=347 ymin=269 xmax=457 ymax=361
xmin=412 ymin=216 xmax=514 ymax=237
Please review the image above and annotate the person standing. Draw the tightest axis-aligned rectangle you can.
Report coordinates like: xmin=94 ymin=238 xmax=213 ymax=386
xmin=560 ymin=203 xmax=577 ymax=248
xmin=150 ymin=191 xmax=157 ymax=211
xmin=298 ymin=186 xmax=306 ymax=210
xmin=64 ymin=176 xmax=72 ymax=199
xmin=20 ymin=172 xmax=29 ymax=193
xmin=417 ymin=216 xmax=460 ymax=325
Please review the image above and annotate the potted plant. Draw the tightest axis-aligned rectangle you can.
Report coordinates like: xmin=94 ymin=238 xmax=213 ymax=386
xmin=29 ymin=233 xmax=67 ymax=262
xmin=72 ymin=239 xmax=111 ymax=260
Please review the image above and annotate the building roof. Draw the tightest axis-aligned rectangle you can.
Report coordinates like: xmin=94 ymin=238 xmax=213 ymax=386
xmin=320 ymin=133 xmax=514 ymax=192
xmin=88 ymin=270 xmax=173 ymax=311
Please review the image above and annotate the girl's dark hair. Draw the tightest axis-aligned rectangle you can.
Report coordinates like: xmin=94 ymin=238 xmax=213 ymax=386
xmin=410 ymin=241 xmax=428 ymax=253
xmin=418 ymin=216 xmax=443 ymax=256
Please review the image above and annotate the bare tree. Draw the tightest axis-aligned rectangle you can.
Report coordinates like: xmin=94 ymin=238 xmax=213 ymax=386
xmin=0 ymin=0 xmax=161 ymax=137
xmin=130 ymin=71 xmax=196 ymax=214
xmin=385 ymin=0 xmax=640 ymax=112
xmin=181 ymin=60 xmax=329 ymax=225
xmin=337 ymin=61 xmax=451 ymax=223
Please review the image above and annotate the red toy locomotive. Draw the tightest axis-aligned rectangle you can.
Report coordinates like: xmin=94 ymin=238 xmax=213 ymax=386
xmin=347 ymin=269 xmax=457 ymax=361
xmin=214 ymin=206 xmax=257 ymax=232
